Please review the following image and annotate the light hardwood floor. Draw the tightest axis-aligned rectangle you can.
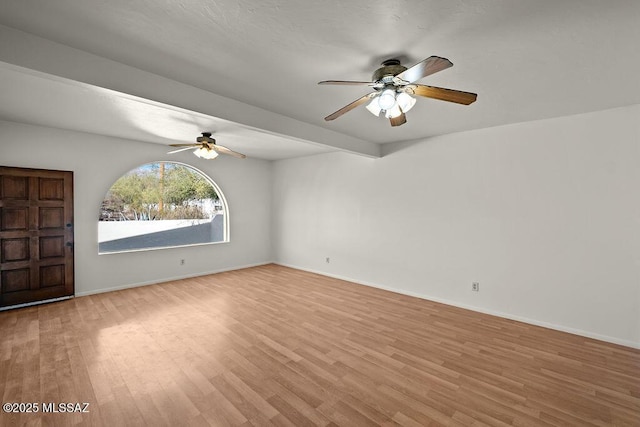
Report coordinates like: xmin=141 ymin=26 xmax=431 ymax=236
xmin=1 ymin=264 xmax=638 ymax=426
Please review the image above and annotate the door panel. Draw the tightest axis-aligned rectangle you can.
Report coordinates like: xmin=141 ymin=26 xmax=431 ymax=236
xmin=39 ymin=207 xmax=64 ymax=228
xmin=39 ymin=178 xmax=64 ymax=200
xmin=40 ymin=236 xmax=65 ymax=258
xmin=1 ymin=175 xmax=29 ymax=199
xmin=0 ymin=166 xmax=74 ymax=307
xmin=1 ymin=269 xmax=30 ymax=292
xmin=1 ymin=207 xmax=28 ymax=230
xmin=1 ymin=238 xmax=29 ymax=262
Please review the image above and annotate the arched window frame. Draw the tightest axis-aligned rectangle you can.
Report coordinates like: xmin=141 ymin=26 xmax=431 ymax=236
xmin=98 ymin=161 xmax=229 ymax=254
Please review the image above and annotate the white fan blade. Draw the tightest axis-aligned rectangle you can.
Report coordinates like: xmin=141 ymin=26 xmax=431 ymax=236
xmin=212 ymin=144 xmax=246 ymax=159
xmin=168 ymin=146 xmax=195 ymax=154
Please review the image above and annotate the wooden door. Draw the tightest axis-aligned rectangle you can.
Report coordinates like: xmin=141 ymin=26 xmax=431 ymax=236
xmin=0 ymin=166 xmax=74 ymax=307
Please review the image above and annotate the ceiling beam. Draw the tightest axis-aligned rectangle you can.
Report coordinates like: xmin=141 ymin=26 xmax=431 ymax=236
xmin=0 ymin=25 xmax=381 ymax=158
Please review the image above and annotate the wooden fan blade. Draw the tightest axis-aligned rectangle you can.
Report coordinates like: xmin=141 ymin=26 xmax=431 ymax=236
xmin=318 ymin=80 xmax=374 ymax=86
xmin=395 ymin=56 xmax=453 ymax=83
xmin=212 ymin=144 xmax=246 ymax=159
xmin=324 ymin=93 xmax=376 ymax=121
xmin=168 ymin=146 xmax=196 ymax=154
xmin=406 ymin=84 xmax=477 ymax=105
xmin=389 ymin=112 xmax=407 ymax=127
xmin=169 ymin=143 xmax=199 ymax=147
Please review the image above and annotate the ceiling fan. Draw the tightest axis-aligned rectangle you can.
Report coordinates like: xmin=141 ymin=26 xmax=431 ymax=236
xmin=319 ymin=56 xmax=477 ymax=127
xmin=168 ymin=132 xmax=246 ymax=159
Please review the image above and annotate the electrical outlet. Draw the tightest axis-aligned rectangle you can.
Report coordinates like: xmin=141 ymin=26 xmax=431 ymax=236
xmin=180 ymin=259 xmax=185 ymax=265
xmin=326 ymin=257 xmax=330 ymax=263
xmin=472 ymin=282 xmax=479 ymax=292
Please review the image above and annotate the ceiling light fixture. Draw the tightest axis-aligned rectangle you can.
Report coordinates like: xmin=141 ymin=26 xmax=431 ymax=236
xmin=365 ymin=98 xmax=382 ymax=116
xmin=366 ymin=90 xmax=415 ymax=118
xmin=396 ymin=92 xmax=416 ymax=113
xmin=385 ymin=104 xmax=403 ymax=119
xmin=377 ymin=88 xmax=397 ymax=110
xmin=193 ymin=147 xmax=219 ymax=159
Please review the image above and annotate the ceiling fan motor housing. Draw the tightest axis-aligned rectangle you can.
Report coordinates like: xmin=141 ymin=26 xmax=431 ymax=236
xmin=372 ymin=59 xmax=407 ymax=83
xmin=197 ymin=132 xmax=215 ymax=143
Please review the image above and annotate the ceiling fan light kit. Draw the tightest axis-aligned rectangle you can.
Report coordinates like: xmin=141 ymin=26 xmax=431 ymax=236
xmin=319 ymin=55 xmax=477 ymax=127
xmin=365 ymin=87 xmax=416 ymax=119
xmin=168 ymin=132 xmax=246 ymax=160
xmin=193 ymin=146 xmax=219 ymax=159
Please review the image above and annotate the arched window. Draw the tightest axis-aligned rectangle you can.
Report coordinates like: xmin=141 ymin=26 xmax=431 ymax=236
xmin=98 ymin=162 xmax=228 ymax=254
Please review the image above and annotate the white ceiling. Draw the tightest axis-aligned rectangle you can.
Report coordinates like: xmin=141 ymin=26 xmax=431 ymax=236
xmin=0 ymin=0 xmax=639 ymax=159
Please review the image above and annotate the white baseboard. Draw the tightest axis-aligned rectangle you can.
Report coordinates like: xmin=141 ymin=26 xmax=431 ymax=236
xmin=276 ymin=262 xmax=640 ymax=350
xmin=75 ymin=261 xmax=272 ymax=297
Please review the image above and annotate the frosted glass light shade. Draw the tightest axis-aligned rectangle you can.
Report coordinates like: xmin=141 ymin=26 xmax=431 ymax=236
xmin=366 ymin=97 xmax=382 ymax=116
xmin=377 ymin=89 xmax=397 ymax=110
xmin=194 ymin=147 xmax=219 ymax=159
xmin=396 ymin=92 xmax=416 ymax=113
xmin=385 ymin=104 xmax=402 ymax=118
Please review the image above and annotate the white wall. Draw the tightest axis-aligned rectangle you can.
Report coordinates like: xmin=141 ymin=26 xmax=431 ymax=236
xmin=0 ymin=120 xmax=272 ymax=295
xmin=273 ymin=104 xmax=640 ymax=347
xmin=2 ymin=104 xmax=638 ymax=347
